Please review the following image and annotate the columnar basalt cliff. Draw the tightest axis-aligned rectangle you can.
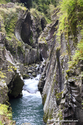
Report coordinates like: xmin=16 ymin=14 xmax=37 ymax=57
xmin=38 ymin=8 xmax=83 ymax=125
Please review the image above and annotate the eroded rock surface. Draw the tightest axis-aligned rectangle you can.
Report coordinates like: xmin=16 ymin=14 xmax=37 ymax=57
xmin=0 ymin=17 xmax=24 ymax=100
xmin=38 ymin=8 xmax=83 ymax=125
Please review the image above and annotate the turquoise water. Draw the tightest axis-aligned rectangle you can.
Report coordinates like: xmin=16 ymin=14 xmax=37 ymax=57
xmin=10 ymin=75 xmax=45 ymax=125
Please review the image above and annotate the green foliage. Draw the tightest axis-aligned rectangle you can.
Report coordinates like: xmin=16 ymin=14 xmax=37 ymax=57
xmin=0 ymin=3 xmax=27 ymax=57
xmin=0 ymin=3 xmax=27 ymax=34
xmin=0 ymin=71 xmax=6 ymax=80
xmin=0 ymin=0 xmax=10 ymax=4
xmin=33 ymin=1 xmax=56 ymax=20
xmin=8 ymin=65 xmax=17 ymax=72
xmin=58 ymin=0 xmax=83 ymax=39
xmin=32 ymin=0 xmax=56 ymax=10
xmin=56 ymin=91 xmax=63 ymax=100
xmin=29 ymin=0 xmax=57 ymax=22
xmin=58 ymin=0 xmax=83 ymax=65
xmin=6 ymin=35 xmax=25 ymax=57
xmin=0 ymin=3 xmax=26 ymax=36
xmin=0 ymin=121 xmax=3 ymax=125
xmin=73 ymin=41 xmax=83 ymax=60
xmin=5 ymin=13 xmax=18 ymax=35
xmin=0 ymin=104 xmax=12 ymax=118
xmin=69 ymin=41 xmax=83 ymax=68
xmin=0 ymin=103 xmax=14 ymax=125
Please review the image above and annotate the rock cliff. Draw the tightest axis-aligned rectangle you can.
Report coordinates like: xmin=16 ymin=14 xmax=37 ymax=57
xmin=0 ymin=1 xmax=47 ymax=98
xmin=38 ymin=8 xmax=83 ymax=125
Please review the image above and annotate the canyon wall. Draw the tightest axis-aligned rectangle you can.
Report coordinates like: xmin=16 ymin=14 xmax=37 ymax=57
xmin=38 ymin=8 xmax=83 ymax=125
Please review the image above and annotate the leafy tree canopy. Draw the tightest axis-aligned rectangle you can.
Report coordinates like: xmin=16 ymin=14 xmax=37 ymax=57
xmin=20 ymin=0 xmax=56 ymax=19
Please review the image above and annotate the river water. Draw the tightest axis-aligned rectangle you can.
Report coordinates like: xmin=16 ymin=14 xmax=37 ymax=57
xmin=10 ymin=74 xmax=45 ymax=125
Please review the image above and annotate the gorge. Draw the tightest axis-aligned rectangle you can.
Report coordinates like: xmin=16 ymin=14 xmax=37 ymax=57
xmin=10 ymin=74 xmax=45 ymax=125
xmin=0 ymin=0 xmax=83 ymax=125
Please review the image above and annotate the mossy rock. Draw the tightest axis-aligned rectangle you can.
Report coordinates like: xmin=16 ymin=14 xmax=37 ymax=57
xmin=55 ymin=91 xmax=63 ymax=105
xmin=32 ymin=72 xmax=36 ymax=77
xmin=43 ymin=112 xmax=48 ymax=123
xmin=42 ymin=94 xmax=47 ymax=105
xmin=0 ymin=3 xmax=27 ymax=57
xmin=48 ymin=109 xmax=53 ymax=120
xmin=23 ymin=74 xmax=30 ymax=79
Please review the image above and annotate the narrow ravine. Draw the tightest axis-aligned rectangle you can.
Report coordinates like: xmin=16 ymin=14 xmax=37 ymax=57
xmin=10 ymin=74 xmax=45 ymax=125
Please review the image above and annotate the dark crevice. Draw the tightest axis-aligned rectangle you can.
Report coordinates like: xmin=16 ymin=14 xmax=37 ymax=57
xmin=21 ymin=12 xmax=31 ymax=45
xmin=56 ymin=49 xmax=63 ymax=91
xmin=40 ymin=53 xmax=43 ymax=61
xmin=41 ymin=17 xmax=46 ymax=31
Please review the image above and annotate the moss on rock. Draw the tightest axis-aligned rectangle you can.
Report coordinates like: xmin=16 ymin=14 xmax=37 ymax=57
xmin=23 ymin=74 xmax=30 ymax=79
xmin=42 ymin=94 xmax=47 ymax=105
xmin=0 ymin=103 xmax=15 ymax=125
xmin=43 ymin=112 xmax=48 ymax=123
xmin=0 ymin=3 xmax=27 ymax=57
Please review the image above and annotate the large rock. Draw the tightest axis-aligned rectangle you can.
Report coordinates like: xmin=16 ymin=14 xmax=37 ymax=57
xmin=8 ymin=73 xmax=24 ymax=98
xmin=21 ymin=8 xmax=47 ymax=46
xmin=0 ymin=31 xmax=24 ymax=99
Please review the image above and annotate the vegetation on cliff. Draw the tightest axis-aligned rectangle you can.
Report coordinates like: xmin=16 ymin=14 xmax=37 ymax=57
xmin=31 ymin=0 xmax=56 ymax=19
xmin=22 ymin=0 xmax=56 ymax=10
xmin=0 ymin=3 xmax=26 ymax=124
xmin=20 ymin=0 xmax=58 ymax=23
xmin=0 ymin=104 xmax=15 ymax=125
xmin=0 ymin=3 xmax=26 ymax=36
xmin=0 ymin=3 xmax=27 ymax=57
xmin=0 ymin=0 xmax=10 ymax=4
xmin=39 ymin=0 xmax=83 ymax=124
xmin=0 ymin=71 xmax=6 ymax=80
xmin=58 ymin=0 xmax=83 ymax=65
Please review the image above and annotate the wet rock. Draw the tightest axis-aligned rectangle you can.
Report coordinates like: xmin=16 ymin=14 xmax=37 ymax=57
xmin=8 ymin=73 xmax=24 ymax=98
xmin=28 ymin=70 xmax=33 ymax=73
xmin=32 ymin=72 xmax=36 ymax=77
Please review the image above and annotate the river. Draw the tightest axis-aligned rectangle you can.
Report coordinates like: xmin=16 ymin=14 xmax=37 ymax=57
xmin=10 ymin=74 xmax=45 ymax=125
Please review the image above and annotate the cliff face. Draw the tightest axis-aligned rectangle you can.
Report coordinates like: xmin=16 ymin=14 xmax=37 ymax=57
xmin=0 ymin=1 xmax=47 ymax=100
xmin=0 ymin=0 xmax=47 ymax=98
xmin=38 ymin=8 xmax=83 ymax=125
